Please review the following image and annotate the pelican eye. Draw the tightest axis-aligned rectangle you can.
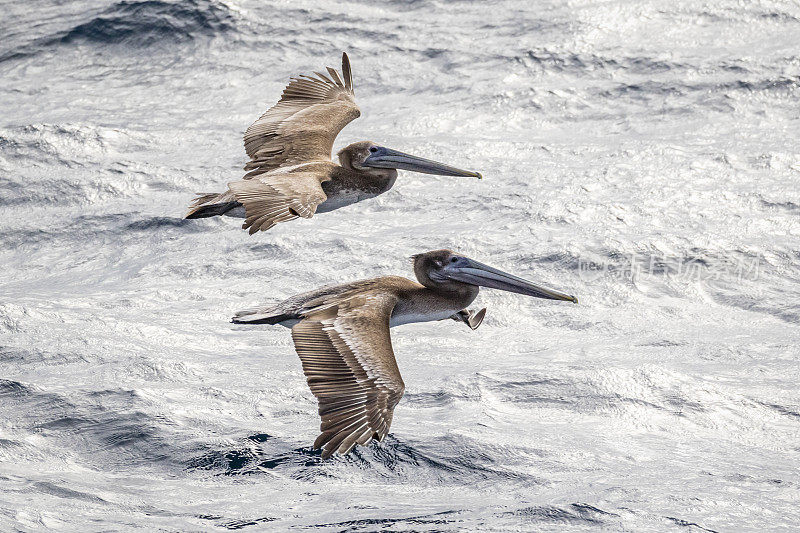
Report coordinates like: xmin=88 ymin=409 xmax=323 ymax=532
xmin=450 ymin=257 xmax=459 ymax=263
xmin=369 ymin=147 xmax=378 ymax=153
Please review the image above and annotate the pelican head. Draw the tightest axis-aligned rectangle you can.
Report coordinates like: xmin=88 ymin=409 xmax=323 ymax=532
xmin=339 ymin=141 xmax=482 ymax=178
xmin=413 ymin=249 xmax=578 ymax=303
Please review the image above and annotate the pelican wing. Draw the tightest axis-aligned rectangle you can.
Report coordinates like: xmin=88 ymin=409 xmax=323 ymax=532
xmin=291 ymin=291 xmax=405 ymax=459
xmin=243 ymin=52 xmax=359 ymax=177
xmin=228 ymin=166 xmax=329 ymax=234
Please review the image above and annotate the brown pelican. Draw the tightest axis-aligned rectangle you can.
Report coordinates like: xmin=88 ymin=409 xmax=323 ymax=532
xmin=232 ymin=250 xmax=577 ymax=458
xmin=185 ymin=53 xmax=482 ymax=234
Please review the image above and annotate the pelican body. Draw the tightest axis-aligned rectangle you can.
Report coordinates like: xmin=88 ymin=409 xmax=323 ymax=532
xmin=233 ymin=250 xmax=577 ymax=459
xmin=185 ymin=54 xmax=481 ymax=234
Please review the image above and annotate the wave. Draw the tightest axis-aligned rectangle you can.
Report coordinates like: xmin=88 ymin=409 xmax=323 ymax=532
xmin=0 ymin=380 xmax=192 ymax=470
xmin=0 ymin=124 xmax=123 ymax=167
xmin=188 ymin=432 xmax=535 ymax=487
xmin=303 ymin=510 xmax=460 ymax=531
xmin=0 ymin=379 xmax=34 ymax=398
xmin=514 ymin=47 xmax=767 ymax=80
xmin=497 ymin=503 xmax=612 ymax=526
xmin=0 ymin=214 xmax=199 ymax=252
xmin=0 ymin=123 xmax=207 ymax=214
xmin=0 ymin=123 xmax=156 ymax=208
xmin=596 ymin=77 xmax=800 ymax=102
xmin=519 ymin=48 xmax=690 ymax=76
xmin=506 ymin=47 xmax=799 ymax=119
xmin=57 ymin=0 xmax=236 ymax=46
xmin=0 ymin=0 xmax=237 ymax=62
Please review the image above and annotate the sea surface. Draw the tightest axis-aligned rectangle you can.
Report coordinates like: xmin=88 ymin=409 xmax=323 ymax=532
xmin=1 ymin=0 xmax=799 ymax=531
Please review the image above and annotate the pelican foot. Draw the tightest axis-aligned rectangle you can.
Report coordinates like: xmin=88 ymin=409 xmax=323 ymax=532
xmin=450 ymin=307 xmax=487 ymax=330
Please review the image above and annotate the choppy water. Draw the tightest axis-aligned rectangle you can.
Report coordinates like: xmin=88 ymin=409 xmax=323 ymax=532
xmin=1 ymin=0 xmax=799 ymax=530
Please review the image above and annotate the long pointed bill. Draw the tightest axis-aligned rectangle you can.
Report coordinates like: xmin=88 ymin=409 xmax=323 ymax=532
xmin=446 ymin=258 xmax=578 ymax=303
xmin=363 ymin=147 xmax=482 ymax=178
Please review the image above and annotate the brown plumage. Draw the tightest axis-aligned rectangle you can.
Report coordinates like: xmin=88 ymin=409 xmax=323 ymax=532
xmin=242 ymin=55 xmax=359 ymax=176
xmin=292 ymin=292 xmax=405 ymax=456
xmin=185 ymin=53 xmax=482 ymax=235
xmin=232 ymin=250 xmax=577 ymax=458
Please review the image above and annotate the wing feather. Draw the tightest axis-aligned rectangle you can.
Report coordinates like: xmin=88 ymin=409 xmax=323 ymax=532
xmin=243 ymin=53 xmax=360 ymax=176
xmin=291 ymin=292 xmax=405 ymax=459
xmin=342 ymin=53 xmax=353 ymax=91
xmin=227 ymin=164 xmax=330 ymax=234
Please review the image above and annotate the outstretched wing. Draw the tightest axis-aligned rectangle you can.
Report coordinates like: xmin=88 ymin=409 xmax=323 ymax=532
xmin=291 ymin=291 xmax=405 ymax=459
xmin=243 ymin=52 xmax=360 ymax=177
xmin=228 ymin=165 xmax=330 ymax=234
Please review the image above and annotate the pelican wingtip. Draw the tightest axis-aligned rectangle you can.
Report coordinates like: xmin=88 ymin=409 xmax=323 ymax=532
xmin=341 ymin=52 xmax=353 ymax=92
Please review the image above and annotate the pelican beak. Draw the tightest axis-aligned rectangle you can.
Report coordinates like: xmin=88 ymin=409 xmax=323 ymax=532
xmin=363 ymin=146 xmax=482 ymax=178
xmin=444 ymin=258 xmax=578 ymax=303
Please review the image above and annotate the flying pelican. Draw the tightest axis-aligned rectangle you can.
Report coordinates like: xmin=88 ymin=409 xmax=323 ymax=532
xmin=232 ymin=249 xmax=577 ymax=458
xmin=185 ymin=53 xmax=482 ymax=234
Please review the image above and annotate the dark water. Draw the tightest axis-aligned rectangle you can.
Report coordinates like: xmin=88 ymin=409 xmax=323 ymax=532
xmin=1 ymin=0 xmax=799 ymax=530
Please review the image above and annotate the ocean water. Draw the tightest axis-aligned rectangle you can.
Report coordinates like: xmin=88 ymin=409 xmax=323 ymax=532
xmin=1 ymin=0 xmax=799 ymax=530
